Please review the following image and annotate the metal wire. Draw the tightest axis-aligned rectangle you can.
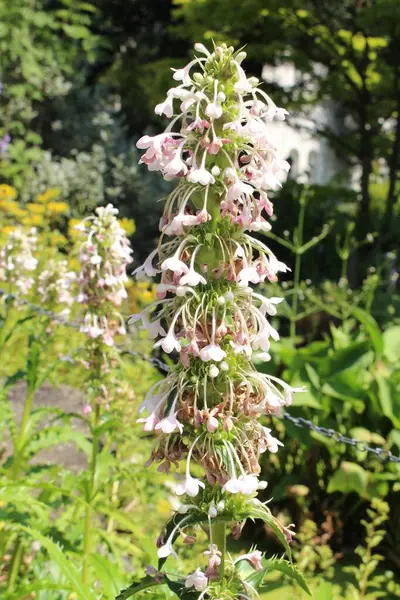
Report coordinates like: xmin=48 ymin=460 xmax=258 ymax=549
xmin=281 ymin=411 xmax=400 ymax=463
xmin=1 ymin=288 xmax=399 ymax=463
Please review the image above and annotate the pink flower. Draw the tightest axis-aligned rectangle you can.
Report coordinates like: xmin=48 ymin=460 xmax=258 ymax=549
xmin=185 ymin=569 xmax=208 ymax=592
xmin=235 ymin=550 xmax=263 ymax=571
xmin=137 ymin=413 xmax=159 ymax=432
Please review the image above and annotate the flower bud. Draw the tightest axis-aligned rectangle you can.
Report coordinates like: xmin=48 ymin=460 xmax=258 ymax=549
xmin=235 ymin=51 xmax=247 ymax=63
xmin=194 ymin=43 xmax=209 ymax=55
xmin=209 ymin=365 xmax=219 ymax=378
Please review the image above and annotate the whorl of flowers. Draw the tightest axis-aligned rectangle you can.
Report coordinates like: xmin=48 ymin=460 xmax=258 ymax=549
xmin=77 ymin=204 xmax=133 ymax=347
xmin=0 ymin=227 xmax=38 ymax=295
xmin=132 ymin=44 xmax=303 ymax=594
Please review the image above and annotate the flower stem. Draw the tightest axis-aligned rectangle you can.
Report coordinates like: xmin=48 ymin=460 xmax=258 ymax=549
xmin=290 ymin=192 xmax=306 ymax=338
xmin=6 ymin=537 xmax=23 ymax=592
xmin=211 ymin=521 xmax=226 ymax=579
xmin=82 ymin=402 xmax=101 ymax=584
xmin=12 ymin=386 xmax=35 ymax=477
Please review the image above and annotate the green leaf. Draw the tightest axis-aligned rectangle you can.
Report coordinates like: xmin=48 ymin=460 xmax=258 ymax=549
xmin=259 ymin=560 xmax=311 ymax=596
xmin=314 ymin=581 xmax=334 ymax=600
xmin=4 ymin=370 xmax=26 ymax=390
xmin=349 ymin=307 xmax=383 ymax=357
xmin=376 ymin=373 xmax=399 ymax=426
xmin=62 ymin=23 xmax=91 ymax=38
xmin=16 ymin=526 xmax=96 ymax=600
xmin=323 ymin=341 xmax=371 ymax=378
xmin=89 ymin=554 xmax=121 ymax=599
xmin=327 ymin=461 xmax=369 ymax=496
xmin=248 ymin=506 xmax=292 ymax=559
xmin=165 ymin=577 xmax=197 ymax=599
xmin=115 ymin=576 xmax=162 ymax=600
xmin=383 ymin=326 xmax=400 ymax=363
xmin=304 ymin=363 xmax=320 ymax=389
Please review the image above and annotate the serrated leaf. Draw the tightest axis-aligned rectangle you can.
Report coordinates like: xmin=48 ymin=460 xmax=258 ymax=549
xmin=89 ymin=554 xmax=120 ymax=599
xmin=248 ymin=506 xmax=292 ymax=559
xmin=165 ymin=577 xmax=197 ymax=599
xmin=16 ymin=526 xmax=96 ymax=600
xmin=259 ymin=559 xmax=311 ymax=596
xmin=115 ymin=576 xmax=162 ymax=599
xmin=4 ymin=369 xmax=26 ymax=390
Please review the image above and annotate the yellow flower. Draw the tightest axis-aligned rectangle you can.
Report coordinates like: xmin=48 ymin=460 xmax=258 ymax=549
xmin=0 ymin=184 xmax=17 ymax=201
xmin=1 ymin=226 xmax=16 ymax=236
xmin=0 ymin=199 xmax=26 ymax=219
xmin=128 ymin=280 xmax=157 ymax=312
xmin=37 ymin=188 xmax=60 ymax=203
xmin=47 ymin=201 xmax=69 ymax=216
xmin=49 ymin=230 xmax=68 ymax=247
xmin=68 ymin=257 xmax=80 ymax=272
xmin=27 ymin=202 xmax=45 ymax=214
xmin=68 ymin=218 xmax=85 ymax=239
xmin=22 ymin=214 xmax=44 ymax=227
xmin=119 ymin=217 xmax=136 ymax=236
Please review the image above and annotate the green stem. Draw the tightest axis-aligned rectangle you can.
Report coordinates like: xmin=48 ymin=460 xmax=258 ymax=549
xmin=211 ymin=521 xmax=226 ymax=579
xmin=12 ymin=386 xmax=36 ymax=477
xmin=290 ymin=195 xmax=306 ymax=338
xmin=6 ymin=538 xmax=24 ymax=592
xmin=82 ymin=403 xmax=101 ymax=584
xmin=290 ymin=251 xmax=302 ymax=339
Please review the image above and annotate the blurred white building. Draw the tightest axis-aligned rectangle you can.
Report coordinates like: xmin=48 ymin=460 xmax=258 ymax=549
xmin=262 ymin=62 xmax=347 ymax=185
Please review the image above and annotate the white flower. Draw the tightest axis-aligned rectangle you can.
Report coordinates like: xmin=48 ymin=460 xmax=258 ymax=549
xmin=154 ymin=329 xmax=181 ymax=354
xmin=237 ymin=474 xmax=259 ymax=495
xmin=155 ymin=94 xmax=174 ymax=118
xmin=187 ymin=166 xmax=215 ymax=186
xmin=161 ymin=256 xmax=189 ymax=276
xmin=237 ymin=266 xmax=260 ymax=286
xmin=185 ymin=569 xmax=208 ymax=592
xmin=175 ymin=475 xmax=205 ymax=497
xmin=223 ymin=477 xmax=241 ymax=494
xmin=155 ymin=411 xmax=183 ymax=434
xmin=260 ymin=427 xmax=284 ymax=454
xmin=157 ymin=539 xmax=176 ymax=559
xmin=199 ymin=341 xmax=226 ymax=362
xmin=179 ymin=266 xmax=206 ymax=286
xmin=205 ymin=102 xmax=223 ymax=119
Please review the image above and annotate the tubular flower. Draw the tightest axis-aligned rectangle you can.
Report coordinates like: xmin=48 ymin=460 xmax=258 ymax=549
xmin=130 ymin=44 xmax=304 ymax=598
xmin=0 ymin=227 xmax=38 ymax=296
xmin=36 ymin=259 xmax=76 ymax=317
xmin=77 ymin=204 xmax=133 ymax=404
